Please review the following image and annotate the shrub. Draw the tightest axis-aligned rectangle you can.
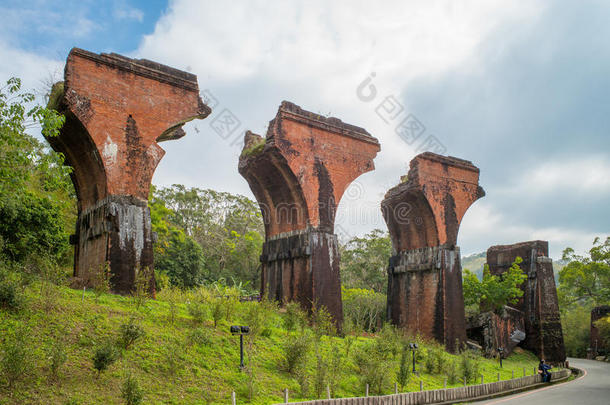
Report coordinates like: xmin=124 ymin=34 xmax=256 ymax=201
xmin=353 ymin=340 xmax=394 ymax=395
xmin=132 ymin=266 xmax=152 ymax=310
xmin=283 ymin=301 xmax=307 ymax=331
xmin=121 ymin=373 xmax=144 ymax=405
xmin=0 ymin=328 xmax=31 ymax=388
xmin=243 ymin=299 xmax=277 ymax=337
xmin=311 ymin=304 xmax=335 ymax=338
xmin=92 ymin=343 xmax=118 ymax=377
xmin=48 ymin=336 xmax=68 ymax=380
xmin=187 ymin=300 xmax=208 ymax=324
xmin=119 ymin=319 xmax=145 ymax=350
xmin=0 ymin=278 xmax=22 ymax=311
xmin=90 ymin=262 xmax=111 ymax=304
xmin=447 ymin=359 xmax=460 ymax=385
xmin=397 ymin=343 xmax=411 ymax=390
xmin=459 ymin=349 xmax=480 ymax=384
xmin=342 ymin=287 xmax=386 ymax=332
xmin=283 ymin=333 xmax=311 ymax=374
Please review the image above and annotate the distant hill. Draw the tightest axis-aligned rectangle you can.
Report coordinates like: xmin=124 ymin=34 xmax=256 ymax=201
xmin=462 ymin=251 xmax=486 ymax=278
xmin=462 ymin=252 xmax=566 ymax=280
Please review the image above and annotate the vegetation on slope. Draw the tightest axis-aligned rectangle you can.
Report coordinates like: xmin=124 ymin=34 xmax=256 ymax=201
xmin=0 ymin=272 xmax=543 ymax=405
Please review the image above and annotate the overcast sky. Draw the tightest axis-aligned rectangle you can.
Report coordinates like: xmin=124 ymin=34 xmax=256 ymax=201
xmin=1 ymin=0 xmax=608 ymax=259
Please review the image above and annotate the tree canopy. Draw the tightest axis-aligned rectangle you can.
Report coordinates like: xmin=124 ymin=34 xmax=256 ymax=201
xmin=558 ymin=237 xmax=610 ymax=308
xmin=463 ymin=257 xmax=527 ymax=313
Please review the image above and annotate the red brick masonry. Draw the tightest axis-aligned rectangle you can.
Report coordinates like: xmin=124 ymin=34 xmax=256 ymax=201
xmin=47 ymin=48 xmax=210 ymax=294
xmin=238 ymin=101 xmax=380 ymax=326
xmin=487 ymin=241 xmax=567 ymax=363
xmin=382 ymin=153 xmax=485 ymax=352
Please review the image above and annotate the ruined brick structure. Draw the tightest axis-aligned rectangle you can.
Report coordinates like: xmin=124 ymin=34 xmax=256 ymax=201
xmin=238 ymin=101 xmax=380 ymax=325
xmin=487 ymin=241 xmax=566 ymax=363
xmin=467 ymin=306 xmax=526 ymax=358
xmin=382 ymin=153 xmax=485 ymax=352
xmin=589 ymin=305 xmax=610 ymax=358
xmin=47 ymin=48 xmax=210 ymax=294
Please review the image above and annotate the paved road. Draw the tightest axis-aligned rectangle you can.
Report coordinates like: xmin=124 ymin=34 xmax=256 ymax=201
xmin=469 ymin=358 xmax=610 ymax=405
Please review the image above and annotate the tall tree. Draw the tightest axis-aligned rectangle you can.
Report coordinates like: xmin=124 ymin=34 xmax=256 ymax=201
xmin=0 ymin=77 xmax=73 ymax=265
xmin=340 ymin=229 xmax=392 ymax=293
xmin=558 ymin=237 xmax=610 ymax=308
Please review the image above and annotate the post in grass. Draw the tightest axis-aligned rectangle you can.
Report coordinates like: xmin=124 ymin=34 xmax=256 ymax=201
xmin=284 ymin=388 xmax=288 ymax=404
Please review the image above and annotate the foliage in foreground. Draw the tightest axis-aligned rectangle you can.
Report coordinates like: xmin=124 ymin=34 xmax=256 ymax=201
xmin=0 ymin=270 xmax=542 ymax=405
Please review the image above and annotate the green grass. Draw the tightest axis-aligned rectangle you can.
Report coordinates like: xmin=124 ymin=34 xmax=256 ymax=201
xmin=0 ymin=281 xmax=544 ymax=405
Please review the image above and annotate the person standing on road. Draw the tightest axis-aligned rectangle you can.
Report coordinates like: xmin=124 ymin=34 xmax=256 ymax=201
xmin=538 ymin=359 xmax=552 ymax=382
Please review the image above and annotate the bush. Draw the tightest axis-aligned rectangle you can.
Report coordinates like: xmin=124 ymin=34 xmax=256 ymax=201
xmin=459 ymin=349 xmax=480 ymax=384
xmin=397 ymin=343 xmax=411 ymax=390
xmin=118 ymin=319 xmax=145 ymax=350
xmin=0 ymin=278 xmax=22 ymax=311
xmin=447 ymin=359 xmax=460 ymax=385
xmin=187 ymin=301 xmax=208 ymax=324
xmin=121 ymin=373 xmax=144 ymax=405
xmin=342 ymin=287 xmax=386 ymax=333
xmin=283 ymin=333 xmax=311 ymax=374
xmin=283 ymin=302 xmax=307 ymax=331
xmin=48 ymin=336 xmax=68 ymax=380
xmin=243 ymin=299 xmax=277 ymax=337
xmin=92 ymin=343 xmax=118 ymax=377
xmin=0 ymin=328 xmax=31 ymax=388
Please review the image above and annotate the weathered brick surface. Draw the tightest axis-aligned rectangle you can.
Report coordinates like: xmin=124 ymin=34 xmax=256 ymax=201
xmin=47 ymin=48 xmax=210 ymax=294
xmin=382 ymin=153 xmax=484 ymax=352
xmin=589 ymin=305 xmax=610 ymax=357
xmin=239 ymin=101 xmax=380 ymax=325
xmin=467 ymin=306 xmax=526 ymax=358
xmin=486 ymin=241 xmax=566 ymax=363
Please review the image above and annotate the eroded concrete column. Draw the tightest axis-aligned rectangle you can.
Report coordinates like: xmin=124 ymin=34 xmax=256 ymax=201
xmin=238 ymin=101 xmax=380 ymax=325
xmin=382 ymin=153 xmax=485 ymax=352
xmin=486 ymin=241 xmax=567 ymax=363
xmin=47 ymin=48 xmax=210 ymax=294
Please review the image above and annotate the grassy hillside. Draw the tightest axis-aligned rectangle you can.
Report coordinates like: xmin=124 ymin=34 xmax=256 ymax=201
xmin=0 ymin=279 xmax=543 ymax=405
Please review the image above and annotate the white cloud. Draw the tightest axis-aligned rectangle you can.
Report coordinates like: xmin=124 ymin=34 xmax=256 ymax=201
xmin=137 ymin=1 xmax=545 ymax=242
xmin=114 ymin=4 xmax=144 ymax=22
xmin=0 ymin=40 xmax=63 ymax=98
xmin=522 ymin=156 xmax=610 ymax=194
xmin=458 ymin=200 xmax=601 ymax=259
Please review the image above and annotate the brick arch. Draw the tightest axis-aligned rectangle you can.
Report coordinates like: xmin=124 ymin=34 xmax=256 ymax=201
xmin=239 ymin=102 xmax=380 ymax=326
xmin=382 ymin=153 xmax=484 ymax=352
xmin=382 ymin=187 xmax=439 ymax=252
xmin=46 ymin=106 xmax=107 ymax=212
xmin=238 ymin=134 xmax=309 ymax=237
xmin=46 ymin=48 xmax=210 ymax=294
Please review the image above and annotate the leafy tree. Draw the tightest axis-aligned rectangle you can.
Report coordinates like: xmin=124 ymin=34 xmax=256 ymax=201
xmin=463 ymin=257 xmax=527 ymax=312
xmin=150 ymin=185 xmax=263 ymax=289
xmin=561 ymin=303 xmax=592 ymax=357
xmin=0 ymin=77 xmax=73 ymax=266
xmin=340 ymin=229 xmax=392 ymax=293
xmin=149 ymin=188 xmax=206 ymax=288
xmin=558 ymin=237 xmax=610 ymax=307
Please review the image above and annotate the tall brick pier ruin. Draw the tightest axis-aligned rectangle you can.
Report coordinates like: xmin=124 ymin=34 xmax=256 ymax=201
xmin=238 ymin=101 xmax=380 ymax=325
xmin=382 ymin=153 xmax=485 ymax=352
xmin=47 ymin=48 xmax=210 ymax=294
xmin=486 ymin=241 xmax=566 ymax=363
xmin=588 ymin=305 xmax=610 ymax=358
